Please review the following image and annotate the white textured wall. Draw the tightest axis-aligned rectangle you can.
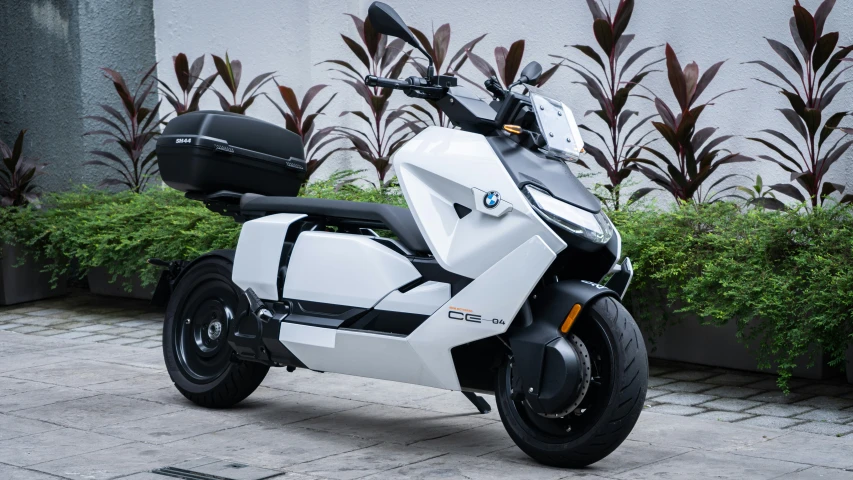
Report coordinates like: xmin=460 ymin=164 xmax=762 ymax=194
xmin=153 ymin=0 xmax=853 ymax=201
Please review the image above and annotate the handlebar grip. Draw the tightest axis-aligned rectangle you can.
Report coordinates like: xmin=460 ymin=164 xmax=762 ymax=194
xmin=365 ymin=75 xmax=408 ymax=89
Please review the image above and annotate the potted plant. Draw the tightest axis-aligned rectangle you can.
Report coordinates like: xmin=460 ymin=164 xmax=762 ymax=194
xmin=83 ymin=65 xmax=165 ymax=298
xmin=0 ymin=129 xmax=66 ymax=305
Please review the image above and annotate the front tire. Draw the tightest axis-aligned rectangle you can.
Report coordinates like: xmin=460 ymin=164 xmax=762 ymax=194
xmin=163 ymin=255 xmax=269 ymax=408
xmin=496 ymin=296 xmax=647 ymax=468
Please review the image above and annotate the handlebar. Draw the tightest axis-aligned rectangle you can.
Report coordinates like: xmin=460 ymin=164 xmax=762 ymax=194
xmin=364 ymin=75 xmax=447 ymax=100
xmin=365 ymin=75 xmax=409 ymax=89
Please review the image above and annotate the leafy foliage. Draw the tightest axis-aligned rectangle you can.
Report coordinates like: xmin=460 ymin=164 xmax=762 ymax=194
xmin=84 ymin=65 xmax=166 ymax=193
xmin=322 ymin=13 xmax=417 ymax=184
xmin=463 ymin=40 xmax=561 ymax=92
xmin=734 ymin=175 xmax=787 ymax=210
xmin=403 ymin=24 xmax=486 ymax=128
xmin=615 ymin=202 xmax=853 ymax=390
xmin=747 ymin=0 xmax=853 ymax=208
xmin=0 ymin=130 xmax=46 ymax=207
xmin=551 ymin=0 xmax=660 ymax=210
xmin=157 ymin=53 xmax=218 ymax=116
xmin=267 ymin=82 xmax=341 ymax=181
xmin=628 ymin=45 xmax=751 ymax=203
xmin=1 ymin=187 xmax=241 ymax=289
xmin=210 ymin=52 xmax=275 ymax=114
xmin=300 ymin=170 xmax=407 ymax=207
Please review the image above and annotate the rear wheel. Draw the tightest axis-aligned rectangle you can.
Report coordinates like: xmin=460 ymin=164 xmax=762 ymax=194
xmin=495 ymin=296 xmax=647 ymax=468
xmin=162 ymin=255 xmax=268 ymax=408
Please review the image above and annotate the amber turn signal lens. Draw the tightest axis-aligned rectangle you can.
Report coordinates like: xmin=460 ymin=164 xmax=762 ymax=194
xmin=503 ymin=124 xmax=522 ymax=135
xmin=561 ymin=304 xmax=582 ymax=334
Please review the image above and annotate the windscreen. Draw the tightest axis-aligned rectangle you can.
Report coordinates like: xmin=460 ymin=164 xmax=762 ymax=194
xmin=527 ymin=87 xmax=585 ymax=161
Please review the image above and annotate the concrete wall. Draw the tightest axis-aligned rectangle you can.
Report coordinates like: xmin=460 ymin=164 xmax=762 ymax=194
xmin=0 ymin=0 xmax=157 ymax=192
xmin=151 ymin=0 xmax=853 ymax=201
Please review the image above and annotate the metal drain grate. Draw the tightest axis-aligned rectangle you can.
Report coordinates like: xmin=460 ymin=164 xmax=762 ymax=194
xmin=151 ymin=462 xmax=281 ymax=480
xmin=152 ymin=467 xmax=239 ymax=480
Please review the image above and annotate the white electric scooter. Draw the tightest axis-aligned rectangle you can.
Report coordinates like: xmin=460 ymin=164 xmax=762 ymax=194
xmin=153 ymin=2 xmax=646 ymax=468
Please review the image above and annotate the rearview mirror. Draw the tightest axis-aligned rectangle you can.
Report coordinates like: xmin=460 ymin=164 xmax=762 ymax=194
xmin=368 ymin=2 xmax=420 ymax=50
xmin=519 ymin=61 xmax=543 ymax=86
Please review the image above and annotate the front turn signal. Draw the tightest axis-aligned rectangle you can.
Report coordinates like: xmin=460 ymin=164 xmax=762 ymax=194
xmin=561 ymin=304 xmax=582 ymax=333
xmin=503 ymin=124 xmax=522 ymax=135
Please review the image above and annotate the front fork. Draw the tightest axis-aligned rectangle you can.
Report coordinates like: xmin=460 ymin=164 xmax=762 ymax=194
xmin=504 ymin=267 xmax=631 ymax=417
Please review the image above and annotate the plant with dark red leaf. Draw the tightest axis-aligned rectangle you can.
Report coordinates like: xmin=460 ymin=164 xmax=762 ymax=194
xmin=402 ymin=24 xmax=486 ymax=127
xmin=210 ymin=52 xmax=275 ymax=115
xmin=320 ymin=13 xmax=418 ymax=184
xmin=0 ymin=130 xmax=47 ymax=206
xmin=267 ymin=82 xmax=344 ymax=182
xmin=747 ymin=0 xmax=853 ymax=208
xmin=463 ymin=40 xmax=561 ymax=93
xmin=551 ymin=0 xmax=661 ymax=210
xmin=157 ymin=53 xmax=218 ymax=116
xmin=83 ymin=66 xmax=168 ymax=193
xmin=627 ymin=45 xmax=751 ymax=203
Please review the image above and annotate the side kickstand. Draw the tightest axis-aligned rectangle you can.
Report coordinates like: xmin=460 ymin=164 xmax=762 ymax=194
xmin=462 ymin=391 xmax=491 ymax=414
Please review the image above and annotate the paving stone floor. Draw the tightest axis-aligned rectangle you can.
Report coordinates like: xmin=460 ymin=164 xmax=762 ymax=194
xmin=1 ymin=292 xmax=852 ymax=478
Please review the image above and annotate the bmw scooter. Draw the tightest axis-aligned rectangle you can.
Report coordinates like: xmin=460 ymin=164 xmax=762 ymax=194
xmin=153 ymin=2 xmax=647 ymax=468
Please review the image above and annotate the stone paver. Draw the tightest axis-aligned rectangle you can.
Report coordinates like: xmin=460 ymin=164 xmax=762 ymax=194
xmin=656 ymin=380 xmax=714 ymax=393
xmin=793 ymin=396 xmax=853 ymax=410
xmin=788 ymin=421 xmax=853 ymax=437
xmin=795 ymin=408 xmax=853 ymax=424
xmin=644 ymin=404 xmax=705 ymax=416
xmin=738 ymin=415 xmax=806 ymax=430
xmin=699 ymin=397 xmax=762 ymax=412
xmin=1 ymin=293 xmax=853 ymax=478
xmin=745 ymin=403 xmax=815 ymax=418
xmin=692 ymin=411 xmax=754 ymax=423
xmin=703 ymin=385 xmax=763 ymax=398
xmin=654 ymin=392 xmax=717 ymax=406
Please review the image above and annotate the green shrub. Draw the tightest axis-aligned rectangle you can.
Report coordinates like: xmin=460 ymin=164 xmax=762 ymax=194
xmin=300 ymin=171 xmax=407 ymax=207
xmin=0 ymin=179 xmax=406 ymax=290
xmin=13 ymin=186 xmax=242 ymax=288
xmin=614 ymin=202 xmax=853 ymax=389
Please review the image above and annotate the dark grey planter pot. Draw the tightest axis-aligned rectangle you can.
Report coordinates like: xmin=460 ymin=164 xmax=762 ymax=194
xmin=87 ymin=267 xmax=154 ymax=300
xmin=645 ymin=313 xmax=833 ymax=380
xmin=0 ymin=243 xmax=67 ymax=306
xmin=632 ymin=289 xmax=834 ymax=380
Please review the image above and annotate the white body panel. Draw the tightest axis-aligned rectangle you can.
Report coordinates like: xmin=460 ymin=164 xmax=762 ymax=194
xmin=232 ymin=213 xmax=305 ymax=300
xmin=373 ymin=281 xmax=450 ymax=315
xmin=283 ymin=231 xmax=421 ymax=308
xmin=280 ymin=323 xmax=444 ymax=387
xmin=394 ymin=126 xmax=566 ymax=279
xmin=279 ymin=235 xmax=557 ymax=390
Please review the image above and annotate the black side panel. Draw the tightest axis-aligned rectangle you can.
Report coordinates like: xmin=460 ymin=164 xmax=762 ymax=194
xmin=284 ymin=301 xmax=368 ymax=329
xmin=451 ymin=337 xmax=506 ymax=393
xmin=487 ymin=135 xmax=601 ymax=213
xmin=344 ymin=310 xmax=429 ymax=336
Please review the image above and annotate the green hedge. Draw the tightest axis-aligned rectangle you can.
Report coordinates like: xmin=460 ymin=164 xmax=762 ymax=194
xmin=0 ymin=178 xmax=406 ymax=289
xmin=1 ymin=185 xmax=850 ymax=387
xmin=614 ymin=202 xmax=853 ymax=388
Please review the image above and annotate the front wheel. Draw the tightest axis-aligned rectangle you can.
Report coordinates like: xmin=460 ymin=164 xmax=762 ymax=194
xmin=162 ymin=255 xmax=269 ymax=408
xmin=495 ymin=296 xmax=647 ymax=468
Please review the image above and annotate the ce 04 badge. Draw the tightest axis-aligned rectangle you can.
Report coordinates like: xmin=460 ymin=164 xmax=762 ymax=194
xmin=448 ymin=306 xmax=505 ymax=325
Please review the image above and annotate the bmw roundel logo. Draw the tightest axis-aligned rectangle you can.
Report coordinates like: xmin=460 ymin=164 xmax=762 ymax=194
xmin=483 ymin=191 xmax=501 ymax=209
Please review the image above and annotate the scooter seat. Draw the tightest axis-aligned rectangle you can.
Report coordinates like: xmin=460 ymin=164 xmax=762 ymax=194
xmin=240 ymin=193 xmax=430 ymax=254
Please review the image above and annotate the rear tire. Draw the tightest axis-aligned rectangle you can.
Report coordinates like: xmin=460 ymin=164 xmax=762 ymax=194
xmin=162 ymin=255 xmax=269 ymax=409
xmin=496 ymin=296 xmax=647 ymax=468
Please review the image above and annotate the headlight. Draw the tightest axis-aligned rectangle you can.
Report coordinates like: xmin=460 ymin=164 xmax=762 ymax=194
xmin=523 ymin=185 xmax=613 ymax=244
